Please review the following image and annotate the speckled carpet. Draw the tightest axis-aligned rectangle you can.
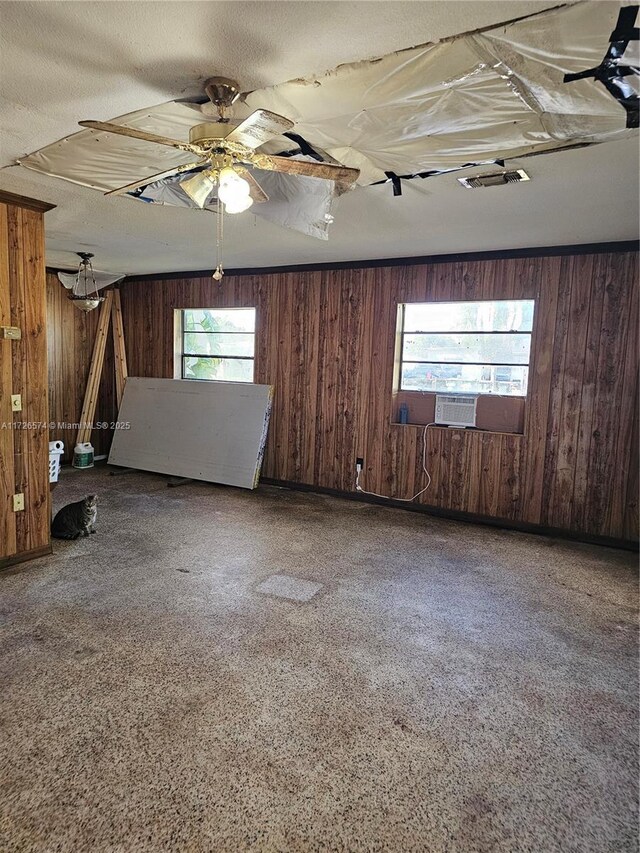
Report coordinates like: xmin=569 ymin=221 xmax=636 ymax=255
xmin=1 ymin=465 xmax=638 ymax=852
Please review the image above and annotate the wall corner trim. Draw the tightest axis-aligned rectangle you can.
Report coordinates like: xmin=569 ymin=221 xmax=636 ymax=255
xmin=0 ymin=190 xmax=56 ymax=213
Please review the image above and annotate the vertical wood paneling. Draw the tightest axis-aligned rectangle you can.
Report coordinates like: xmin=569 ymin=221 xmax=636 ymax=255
xmin=48 ymin=251 xmax=639 ymax=543
xmin=7 ymin=207 xmax=27 ymax=551
xmin=317 ymin=272 xmax=340 ymax=489
xmin=0 ymin=204 xmax=16 ymax=558
xmin=277 ymin=275 xmax=295 ymax=480
xmin=368 ymin=267 xmax=397 ymax=496
xmin=608 ymin=264 xmax=638 ymax=534
xmin=260 ymin=275 xmax=279 ymax=479
xmin=302 ymin=273 xmax=321 ymax=485
xmin=46 ymin=274 xmax=117 ymax=462
xmin=518 ymin=256 xmax=559 ymax=523
xmin=0 ymin=201 xmax=50 ymax=563
xmin=586 ymin=252 xmax=636 ymax=536
xmin=19 ymin=210 xmax=49 ymax=551
xmin=624 ymin=380 xmax=639 ymax=541
xmin=570 ymin=254 xmax=606 ymax=532
xmin=544 ymin=256 xmax=594 ymax=530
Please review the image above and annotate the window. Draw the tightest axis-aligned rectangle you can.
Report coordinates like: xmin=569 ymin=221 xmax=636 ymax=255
xmin=399 ymin=300 xmax=534 ymax=396
xmin=180 ymin=308 xmax=256 ymax=382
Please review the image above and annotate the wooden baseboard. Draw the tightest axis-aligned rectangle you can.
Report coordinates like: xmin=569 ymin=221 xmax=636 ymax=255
xmin=261 ymin=478 xmax=639 ymax=552
xmin=0 ymin=544 xmax=52 ymax=571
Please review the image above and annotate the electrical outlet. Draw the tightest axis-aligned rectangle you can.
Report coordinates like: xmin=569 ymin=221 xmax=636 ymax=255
xmin=356 ymin=457 xmax=364 ymax=470
xmin=12 ymin=493 xmax=24 ymax=512
xmin=11 ymin=394 xmax=21 ymax=412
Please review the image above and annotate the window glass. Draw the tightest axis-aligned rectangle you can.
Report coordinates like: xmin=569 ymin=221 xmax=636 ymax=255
xmin=402 ymin=333 xmax=531 ymax=364
xmin=403 ymin=300 xmax=534 ymax=333
xmin=400 ymin=300 xmax=534 ymax=396
xmin=181 ymin=308 xmax=256 ymax=383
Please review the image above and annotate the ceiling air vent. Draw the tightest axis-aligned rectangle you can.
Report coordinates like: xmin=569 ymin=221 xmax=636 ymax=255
xmin=457 ymin=169 xmax=530 ymax=189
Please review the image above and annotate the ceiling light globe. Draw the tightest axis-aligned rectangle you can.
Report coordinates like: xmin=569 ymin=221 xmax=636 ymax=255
xmin=218 ymin=166 xmax=243 ymax=186
xmin=218 ymin=180 xmax=250 ymax=206
xmin=219 ymin=170 xmax=249 ymax=191
xmin=223 ymin=195 xmax=254 ymax=214
xmin=218 ymin=166 xmax=251 ymax=207
xmin=69 ymin=296 xmax=103 ymax=312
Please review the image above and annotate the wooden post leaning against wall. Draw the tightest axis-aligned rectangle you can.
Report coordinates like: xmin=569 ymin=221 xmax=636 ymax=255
xmin=112 ymin=289 xmax=128 ymax=409
xmin=76 ymin=290 xmax=113 ymax=446
xmin=0 ymin=190 xmax=55 ymax=568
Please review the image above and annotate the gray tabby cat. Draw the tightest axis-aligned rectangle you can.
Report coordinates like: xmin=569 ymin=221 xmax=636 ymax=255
xmin=51 ymin=495 xmax=98 ymax=540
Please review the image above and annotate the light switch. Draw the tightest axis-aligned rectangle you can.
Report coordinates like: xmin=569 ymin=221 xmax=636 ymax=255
xmin=11 ymin=394 xmax=22 ymax=412
xmin=12 ymin=493 xmax=24 ymax=512
xmin=1 ymin=326 xmax=21 ymax=340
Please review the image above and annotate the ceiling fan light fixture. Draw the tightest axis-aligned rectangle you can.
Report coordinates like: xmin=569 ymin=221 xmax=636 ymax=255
xmin=60 ymin=75 xmax=360 ymax=286
xmin=223 ymin=194 xmax=253 ymax=214
xmin=218 ymin=166 xmax=253 ymax=213
xmin=69 ymin=296 xmax=104 ymax=312
xmin=180 ymin=171 xmax=217 ymax=208
xmin=63 ymin=252 xmax=107 ymax=312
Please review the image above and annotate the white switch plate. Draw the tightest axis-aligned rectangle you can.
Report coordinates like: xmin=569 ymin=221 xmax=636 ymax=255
xmin=12 ymin=493 xmax=24 ymax=512
xmin=11 ymin=394 xmax=21 ymax=412
xmin=1 ymin=326 xmax=21 ymax=340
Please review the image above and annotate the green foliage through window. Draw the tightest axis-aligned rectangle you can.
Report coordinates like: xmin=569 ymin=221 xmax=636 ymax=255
xmin=181 ymin=308 xmax=256 ymax=383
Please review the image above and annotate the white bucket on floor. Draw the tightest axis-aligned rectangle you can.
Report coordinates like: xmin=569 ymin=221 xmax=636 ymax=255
xmin=48 ymin=440 xmax=64 ymax=482
xmin=73 ymin=442 xmax=94 ymax=469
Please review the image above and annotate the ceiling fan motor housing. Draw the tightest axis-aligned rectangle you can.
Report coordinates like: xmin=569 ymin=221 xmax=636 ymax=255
xmin=189 ymin=121 xmax=235 ymax=146
xmin=204 ymin=77 xmax=241 ymax=110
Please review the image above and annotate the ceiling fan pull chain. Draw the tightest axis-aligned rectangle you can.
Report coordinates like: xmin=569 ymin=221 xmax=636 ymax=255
xmin=212 ymin=192 xmax=224 ymax=283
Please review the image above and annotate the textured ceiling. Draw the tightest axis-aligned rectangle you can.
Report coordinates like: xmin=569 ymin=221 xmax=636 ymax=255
xmin=1 ymin=1 xmax=638 ymax=274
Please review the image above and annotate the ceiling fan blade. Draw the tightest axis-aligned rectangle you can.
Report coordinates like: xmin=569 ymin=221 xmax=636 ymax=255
xmin=79 ymin=120 xmax=198 ymax=154
xmin=180 ymin=172 xmax=217 ymax=208
xmin=225 ymin=110 xmax=294 ymax=150
xmin=105 ymin=162 xmax=205 ymax=196
xmin=255 ymin=155 xmax=360 ymax=187
xmin=243 ymin=172 xmax=269 ymax=203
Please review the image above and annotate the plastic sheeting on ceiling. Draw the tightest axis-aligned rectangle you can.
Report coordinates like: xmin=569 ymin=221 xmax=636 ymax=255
xmin=18 ymin=1 xmax=639 ymax=239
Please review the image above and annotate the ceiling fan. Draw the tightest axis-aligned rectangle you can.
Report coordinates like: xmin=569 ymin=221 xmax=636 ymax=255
xmin=79 ymin=76 xmax=360 ymax=215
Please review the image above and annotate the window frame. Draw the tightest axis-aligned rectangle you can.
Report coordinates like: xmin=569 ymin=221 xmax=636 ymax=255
xmin=178 ymin=307 xmax=257 ymax=383
xmin=398 ymin=300 xmax=534 ymax=397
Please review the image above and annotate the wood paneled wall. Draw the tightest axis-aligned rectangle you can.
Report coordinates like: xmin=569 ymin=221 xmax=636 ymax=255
xmin=0 ymin=195 xmax=53 ymax=566
xmin=46 ymin=273 xmax=115 ymax=464
xmin=119 ymin=250 xmax=638 ymax=543
xmin=47 ymin=248 xmax=638 ymax=544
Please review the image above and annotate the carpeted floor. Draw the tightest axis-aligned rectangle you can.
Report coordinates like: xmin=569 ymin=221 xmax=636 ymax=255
xmin=1 ymin=465 xmax=638 ymax=852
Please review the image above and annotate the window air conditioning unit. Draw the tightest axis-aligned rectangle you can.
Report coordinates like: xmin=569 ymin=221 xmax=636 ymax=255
xmin=435 ymin=395 xmax=478 ymax=427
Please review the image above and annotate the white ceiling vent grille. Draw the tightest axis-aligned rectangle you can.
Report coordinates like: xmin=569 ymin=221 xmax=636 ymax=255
xmin=457 ymin=169 xmax=530 ymax=189
xmin=435 ymin=395 xmax=478 ymax=427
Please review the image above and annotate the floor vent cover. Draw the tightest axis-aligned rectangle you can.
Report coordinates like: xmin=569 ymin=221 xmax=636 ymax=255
xmin=256 ymin=574 xmax=323 ymax=602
